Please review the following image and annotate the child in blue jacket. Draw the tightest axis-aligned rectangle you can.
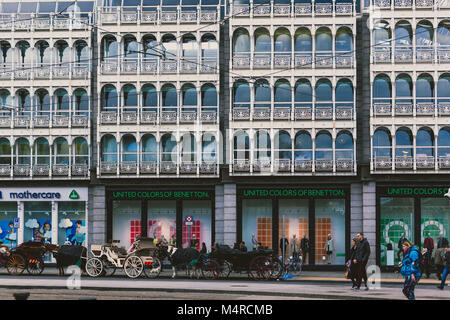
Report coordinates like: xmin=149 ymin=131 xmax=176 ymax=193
xmin=400 ymin=240 xmax=421 ymax=300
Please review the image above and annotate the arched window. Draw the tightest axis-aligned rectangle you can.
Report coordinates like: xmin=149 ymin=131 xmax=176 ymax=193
xmin=73 ymin=89 xmax=89 ymax=115
xmin=395 ymin=20 xmax=413 ymax=59
xmin=141 ymin=134 xmax=157 ymax=162
xmin=315 ymin=78 xmax=332 ymax=108
xmin=255 ymin=130 xmax=271 ymax=161
xmin=35 ymin=40 xmax=51 ymax=65
xmin=395 ymin=74 xmax=413 ymax=106
xmin=54 ymin=89 xmax=70 ymax=115
xmin=201 ymin=34 xmax=218 ymax=65
xmin=275 ymin=130 xmax=291 ymax=160
xmin=416 ymin=20 xmax=434 ymax=49
xmin=202 ymin=133 xmax=216 ymax=162
xmin=254 ymin=27 xmax=271 ymax=56
xmin=180 ymin=133 xmax=196 ymax=162
xmin=437 ymin=127 xmax=450 ymax=158
xmin=54 ymin=137 xmax=69 ymax=165
xmin=254 ymin=79 xmax=270 ymax=108
xmin=295 ymin=79 xmax=312 ymax=108
xmin=315 ymin=27 xmax=332 ymax=53
xmin=161 ymin=84 xmax=177 ymax=112
xmin=181 ymin=84 xmax=197 ymax=111
xmin=0 ymin=138 xmax=11 ymax=165
xmin=437 ymin=21 xmax=450 ymax=46
xmin=16 ymin=89 xmax=31 ymax=115
xmin=34 ymin=89 xmax=50 ymax=114
xmin=161 ymin=134 xmax=177 ymax=162
xmin=373 ymin=128 xmax=392 ymax=158
xmin=335 ymin=27 xmax=353 ymax=52
xmin=142 ymin=84 xmax=158 ymax=112
xmin=373 ymin=74 xmax=392 ymax=105
xmin=15 ymin=138 xmax=31 ymax=165
xmin=73 ymin=137 xmax=89 ymax=165
xmin=74 ymin=40 xmax=89 ymax=64
xmin=0 ymin=89 xmax=12 ymax=115
xmin=294 ymin=131 xmax=312 ymax=160
xmin=416 ymin=127 xmax=434 ymax=158
xmin=295 ymin=27 xmax=312 ymax=55
xmin=315 ymin=131 xmax=332 ymax=160
xmin=201 ymin=84 xmax=217 ymax=113
xmin=121 ymin=135 xmax=137 ymax=162
xmin=34 ymin=138 xmax=50 ymax=165
xmin=232 ymin=28 xmax=250 ymax=56
xmin=182 ymin=34 xmax=198 ymax=62
xmin=335 ymin=131 xmax=353 ymax=160
xmin=123 ymin=35 xmax=138 ymax=60
xmin=16 ymin=41 xmax=32 ymax=65
xmin=233 ymin=80 xmax=250 ymax=108
xmin=101 ymin=85 xmax=118 ymax=111
xmin=122 ymin=84 xmax=138 ymax=111
xmin=162 ymin=34 xmax=177 ymax=58
xmin=373 ymin=20 xmax=391 ymax=46
xmin=234 ymin=132 xmax=249 ymax=161
xmin=395 ymin=127 xmax=413 ymax=157
xmin=437 ymin=74 xmax=450 ymax=105
xmin=416 ymin=74 xmax=434 ymax=104
xmin=336 ymin=79 xmax=353 ymax=109
xmin=0 ymin=41 xmax=13 ymax=65
xmin=143 ymin=35 xmax=159 ymax=65
xmin=102 ymin=35 xmax=118 ymax=61
xmin=55 ymin=40 xmax=70 ymax=64
xmin=274 ymin=28 xmax=291 ymax=56
xmin=274 ymin=79 xmax=292 ymax=109
xmin=101 ymin=135 xmax=117 ymax=162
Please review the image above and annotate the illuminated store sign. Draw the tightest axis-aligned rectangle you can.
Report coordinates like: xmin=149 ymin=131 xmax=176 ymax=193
xmin=384 ymin=187 xmax=449 ymax=196
xmin=0 ymin=188 xmax=87 ymax=201
xmin=240 ymin=188 xmax=346 ymax=198
xmin=112 ymin=190 xmax=211 ymax=200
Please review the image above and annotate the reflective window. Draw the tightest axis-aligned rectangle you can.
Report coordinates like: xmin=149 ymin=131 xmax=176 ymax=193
xmin=20 ymin=2 xmax=37 ymax=13
xmin=101 ymin=135 xmax=117 ymax=162
xmin=315 ymin=131 xmax=332 ymax=160
xmin=1 ymin=3 xmax=19 ymax=13
xmin=142 ymin=134 xmax=157 ymax=162
xmin=121 ymin=135 xmax=137 ymax=162
xmin=38 ymin=2 xmax=57 ymax=13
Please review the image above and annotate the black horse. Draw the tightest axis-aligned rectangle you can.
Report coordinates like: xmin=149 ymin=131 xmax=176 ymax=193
xmin=156 ymin=245 xmax=201 ymax=278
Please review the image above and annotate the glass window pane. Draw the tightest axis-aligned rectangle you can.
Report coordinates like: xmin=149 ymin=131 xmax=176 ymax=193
xmin=380 ymin=197 xmax=414 ymax=266
xmin=315 ymin=199 xmax=346 ymax=265
xmin=147 ymin=200 xmax=176 ymax=244
xmin=58 ymin=202 xmax=86 ymax=246
xmin=242 ymin=199 xmax=272 ymax=250
xmin=0 ymin=202 xmax=18 ymax=249
xmin=113 ymin=201 xmax=141 ymax=249
xmin=24 ymin=202 xmax=53 ymax=261
xmin=77 ymin=1 xmax=95 ymax=12
xmin=278 ymin=199 xmax=309 ymax=265
xmin=20 ymin=2 xmax=37 ymax=13
xmin=182 ymin=200 xmax=212 ymax=250
xmin=421 ymin=198 xmax=450 ymax=248
xmin=1 ymin=3 xmax=19 ymax=13
xmin=38 ymin=2 xmax=57 ymax=13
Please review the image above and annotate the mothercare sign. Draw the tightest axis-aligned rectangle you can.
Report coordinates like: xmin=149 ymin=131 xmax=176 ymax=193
xmin=0 ymin=188 xmax=87 ymax=201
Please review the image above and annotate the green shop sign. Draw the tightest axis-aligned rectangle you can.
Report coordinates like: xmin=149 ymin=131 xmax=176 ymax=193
xmin=385 ymin=187 xmax=449 ymax=196
xmin=241 ymin=188 xmax=346 ymax=199
xmin=112 ymin=190 xmax=211 ymax=200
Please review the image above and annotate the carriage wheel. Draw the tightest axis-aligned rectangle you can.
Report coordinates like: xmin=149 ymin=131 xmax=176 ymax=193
xmin=201 ymin=259 xmax=220 ymax=280
xmin=102 ymin=259 xmax=117 ymax=277
xmin=220 ymin=261 xmax=232 ymax=279
xmin=143 ymin=257 xmax=162 ymax=279
xmin=270 ymin=256 xmax=283 ymax=280
xmin=124 ymin=255 xmax=144 ymax=279
xmin=249 ymin=256 xmax=273 ymax=280
xmin=85 ymin=257 xmax=104 ymax=277
xmin=6 ymin=254 xmax=25 ymax=275
xmin=27 ymin=258 xmax=44 ymax=275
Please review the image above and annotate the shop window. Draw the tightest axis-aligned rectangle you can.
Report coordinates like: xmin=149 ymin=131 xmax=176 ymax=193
xmin=58 ymin=202 xmax=86 ymax=246
xmin=380 ymin=197 xmax=414 ymax=266
xmin=242 ymin=199 xmax=272 ymax=250
xmin=24 ymin=202 xmax=52 ymax=262
xmin=278 ymin=199 xmax=309 ymax=263
xmin=0 ymin=202 xmax=18 ymax=248
xmin=421 ymin=198 xmax=450 ymax=247
xmin=315 ymin=199 xmax=345 ymax=265
xmin=182 ymin=200 xmax=212 ymax=250
xmin=112 ymin=200 xmax=141 ymax=249
xmin=147 ymin=200 xmax=176 ymax=244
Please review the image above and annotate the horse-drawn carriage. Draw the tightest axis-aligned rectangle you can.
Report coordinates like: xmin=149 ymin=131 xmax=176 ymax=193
xmin=85 ymin=238 xmax=161 ymax=279
xmin=207 ymin=244 xmax=283 ymax=280
xmin=2 ymin=241 xmax=59 ymax=275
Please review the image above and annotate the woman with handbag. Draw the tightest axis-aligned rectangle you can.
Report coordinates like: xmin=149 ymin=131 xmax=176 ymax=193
xmin=346 ymin=238 xmax=359 ymax=288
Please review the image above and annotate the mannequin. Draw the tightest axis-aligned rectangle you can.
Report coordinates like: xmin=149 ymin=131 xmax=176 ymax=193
xmin=423 ymin=233 xmax=434 ymax=278
xmin=251 ymin=233 xmax=258 ymax=250
xmin=169 ymin=234 xmax=176 ymax=247
xmin=300 ymin=234 xmax=310 ymax=264
xmin=290 ymin=234 xmax=299 ymax=259
xmin=324 ymin=234 xmax=334 ymax=264
xmin=190 ymin=234 xmax=199 ymax=249
xmin=280 ymin=237 xmax=289 ymax=256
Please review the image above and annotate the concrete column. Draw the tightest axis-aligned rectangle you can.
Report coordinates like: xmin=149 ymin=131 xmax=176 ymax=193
xmin=215 ymin=185 xmax=224 ymax=245
xmin=350 ymin=183 xmax=363 ymax=240
xmin=223 ymin=183 xmax=237 ymax=246
xmin=88 ymin=185 xmax=106 ymax=246
xmin=362 ymin=181 xmax=376 ymax=266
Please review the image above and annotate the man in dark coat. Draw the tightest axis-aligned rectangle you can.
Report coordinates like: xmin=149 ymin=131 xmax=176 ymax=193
xmin=423 ymin=234 xmax=434 ymax=278
xmin=300 ymin=235 xmax=310 ymax=264
xmin=437 ymin=235 xmax=449 ymax=249
xmin=353 ymin=232 xmax=371 ymax=290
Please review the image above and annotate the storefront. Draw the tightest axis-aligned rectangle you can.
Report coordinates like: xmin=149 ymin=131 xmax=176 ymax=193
xmin=0 ymin=187 xmax=88 ymax=261
xmin=377 ymin=185 xmax=450 ymax=267
xmin=106 ymin=187 xmax=215 ymax=251
xmin=237 ymin=185 xmax=350 ymax=266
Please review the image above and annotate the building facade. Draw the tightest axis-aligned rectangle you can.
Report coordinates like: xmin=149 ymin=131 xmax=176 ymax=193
xmin=0 ymin=0 xmax=448 ymax=269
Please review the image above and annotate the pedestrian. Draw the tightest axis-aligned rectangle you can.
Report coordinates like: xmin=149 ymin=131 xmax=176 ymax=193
xmin=437 ymin=234 xmax=449 ymax=249
xmin=400 ymin=240 xmax=421 ymax=300
xmin=434 ymin=246 xmax=447 ymax=280
xmin=423 ymin=233 xmax=434 ymax=278
xmin=353 ymin=232 xmax=370 ymax=291
xmin=300 ymin=235 xmax=310 ymax=264
xmin=200 ymin=242 xmax=207 ymax=254
xmin=437 ymin=246 xmax=450 ymax=290
xmin=397 ymin=234 xmax=407 ymax=262
xmin=239 ymin=241 xmax=248 ymax=252
xmin=324 ymin=234 xmax=334 ymax=264
xmin=346 ymin=237 xmax=359 ymax=289
xmin=233 ymin=242 xmax=239 ymax=250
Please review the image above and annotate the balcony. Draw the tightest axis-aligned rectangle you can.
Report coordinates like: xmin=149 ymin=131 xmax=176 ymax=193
xmin=315 ymin=106 xmax=333 ymax=120
xmin=395 ymin=156 xmax=413 ymax=169
xmin=0 ymin=165 xmax=11 ymax=176
xmin=438 ymin=48 xmax=450 ymax=63
xmin=233 ymin=56 xmax=251 ymax=69
xmin=52 ymin=164 xmax=70 ymax=176
xmin=72 ymin=164 xmax=89 ymax=176
xmin=181 ymin=61 xmax=197 ymax=73
xmin=53 ymin=115 xmax=70 ymax=127
xmin=335 ymin=3 xmax=353 ymax=14
xmin=200 ymin=162 xmax=217 ymax=174
xmin=34 ymin=164 xmax=50 ymax=176
xmin=160 ymin=11 xmax=178 ymax=23
xmin=180 ymin=111 xmax=197 ymax=123
xmin=14 ymin=164 xmax=30 ymax=176
xmin=438 ymin=104 xmax=450 ymax=115
xmin=160 ymin=111 xmax=177 ymax=123
xmin=438 ymin=156 xmax=450 ymax=169
xmin=141 ymin=111 xmax=158 ymax=124
xmin=273 ymin=107 xmax=291 ymax=120
xmin=161 ymin=61 xmax=177 ymax=73
xmin=336 ymin=106 xmax=353 ymax=120
xmin=274 ymin=159 xmax=291 ymax=172
xmin=274 ymin=55 xmax=291 ymax=68
xmin=374 ymin=48 xmax=391 ymax=63
xmin=394 ymin=0 xmax=412 ymax=7
xmin=395 ymin=103 xmax=413 ymax=116
xmin=100 ymin=162 xmax=117 ymax=174
xmin=180 ymin=162 xmax=197 ymax=174
xmin=395 ymin=47 xmax=413 ymax=63
xmin=253 ymin=108 xmax=271 ymax=120
xmin=315 ymin=53 xmax=333 ymax=68
xmin=253 ymin=55 xmax=271 ymax=69
xmin=336 ymin=159 xmax=353 ymax=172
xmin=295 ymin=55 xmax=312 ymax=68
xmin=416 ymin=103 xmax=434 ymax=115
xmin=294 ymin=159 xmax=312 ymax=172
xmin=315 ymin=4 xmax=332 ymax=15
xmin=121 ymin=11 xmax=138 ymax=23
xmin=335 ymin=54 xmax=353 ymax=68
xmin=374 ymin=156 xmax=392 ymax=170
xmin=232 ymin=4 xmax=250 ymax=16
xmin=233 ymin=107 xmax=250 ymax=120
xmin=416 ymin=156 xmax=435 ymax=169
xmin=160 ymin=161 xmax=177 ymax=174
xmin=100 ymin=112 xmax=117 ymax=125
xmin=315 ymin=159 xmax=333 ymax=172
xmin=233 ymin=160 xmax=250 ymax=172
xmin=274 ymin=4 xmax=291 ymax=15
xmin=121 ymin=111 xmax=138 ymax=124
xmin=140 ymin=161 xmax=157 ymax=174
xmin=373 ymin=0 xmax=391 ymax=7
xmin=294 ymin=107 xmax=312 ymax=120
xmin=122 ymin=61 xmax=138 ymax=74
xmin=253 ymin=159 xmax=271 ymax=172
xmin=416 ymin=48 xmax=434 ymax=63
xmin=120 ymin=161 xmax=137 ymax=174
xmin=253 ymin=4 xmax=271 ymax=16
xmin=294 ymin=4 xmax=312 ymax=15
xmin=0 ymin=14 xmax=92 ymax=31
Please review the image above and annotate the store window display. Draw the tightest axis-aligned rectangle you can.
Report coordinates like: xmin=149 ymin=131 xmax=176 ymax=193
xmin=24 ymin=202 xmax=52 ymax=261
xmin=315 ymin=199 xmax=345 ymax=265
xmin=0 ymin=202 xmax=17 ymax=248
xmin=421 ymin=198 xmax=449 ymax=246
xmin=147 ymin=200 xmax=176 ymax=244
xmin=112 ymin=200 xmax=141 ymax=249
xmin=242 ymin=199 xmax=272 ymax=249
xmin=182 ymin=200 xmax=212 ymax=250
xmin=58 ymin=202 xmax=86 ymax=246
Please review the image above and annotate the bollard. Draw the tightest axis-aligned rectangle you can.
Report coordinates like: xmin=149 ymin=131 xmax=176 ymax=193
xmin=13 ymin=292 xmax=30 ymax=300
